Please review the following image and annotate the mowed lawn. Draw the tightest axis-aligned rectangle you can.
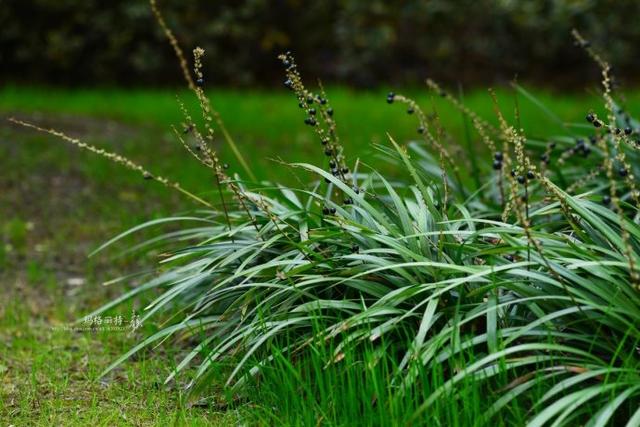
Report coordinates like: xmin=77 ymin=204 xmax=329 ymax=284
xmin=0 ymin=85 xmax=636 ymax=425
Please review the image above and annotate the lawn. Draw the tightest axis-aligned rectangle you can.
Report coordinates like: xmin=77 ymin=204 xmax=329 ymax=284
xmin=1 ymin=85 xmax=638 ymax=425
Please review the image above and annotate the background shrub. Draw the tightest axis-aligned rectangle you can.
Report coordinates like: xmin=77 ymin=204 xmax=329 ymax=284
xmin=3 ymin=0 xmax=640 ymax=88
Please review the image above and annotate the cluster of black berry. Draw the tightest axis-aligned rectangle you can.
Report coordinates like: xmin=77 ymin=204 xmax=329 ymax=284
xmin=386 ymin=92 xmax=395 ymax=104
xmin=492 ymin=151 xmax=503 ymax=170
xmin=510 ymin=169 xmax=535 ymax=184
xmin=586 ymin=113 xmax=602 ymax=128
xmin=570 ymin=138 xmax=591 ymax=158
xmin=322 ymin=206 xmax=337 ymax=215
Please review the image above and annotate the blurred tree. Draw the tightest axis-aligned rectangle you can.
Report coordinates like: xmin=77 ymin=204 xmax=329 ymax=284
xmin=1 ymin=0 xmax=638 ymax=88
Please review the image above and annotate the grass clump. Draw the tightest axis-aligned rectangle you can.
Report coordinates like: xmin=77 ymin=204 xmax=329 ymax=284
xmin=9 ymin=3 xmax=640 ymax=424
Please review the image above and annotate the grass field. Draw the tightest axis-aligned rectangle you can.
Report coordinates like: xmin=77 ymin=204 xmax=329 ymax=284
xmin=2 ymin=85 xmax=638 ymax=425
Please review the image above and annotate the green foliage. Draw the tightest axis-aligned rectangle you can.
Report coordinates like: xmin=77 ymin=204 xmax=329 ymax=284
xmin=13 ymin=13 xmax=640 ymax=424
xmin=87 ymin=77 xmax=640 ymax=423
xmin=3 ymin=0 xmax=640 ymax=87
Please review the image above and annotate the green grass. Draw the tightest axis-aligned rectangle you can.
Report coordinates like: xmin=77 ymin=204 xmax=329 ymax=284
xmin=3 ymin=85 xmax=640 ymax=425
xmin=3 ymin=85 xmax=637 ymax=184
